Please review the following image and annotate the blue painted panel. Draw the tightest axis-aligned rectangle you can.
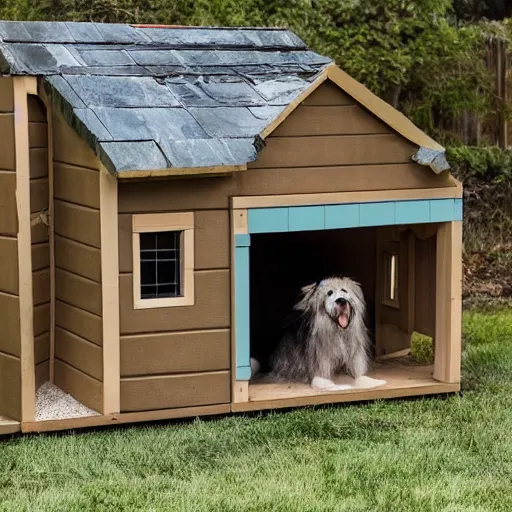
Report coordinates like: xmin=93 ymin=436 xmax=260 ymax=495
xmin=360 ymin=201 xmax=395 ymax=227
xmin=396 ymin=200 xmax=430 ymax=225
xmin=288 ymin=206 xmax=325 ymax=232
xmin=248 ymin=207 xmax=288 ymax=233
xmin=430 ymin=199 xmax=457 ymax=222
xmin=325 ymin=203 xmax=360 ymax=229
xmin=235 ymin=233 xmax=251 ymax=247
xmin=234 ymin=246 xmax=251 ymax=378
xmin=236 ymin=366 xmax=252 ymax=380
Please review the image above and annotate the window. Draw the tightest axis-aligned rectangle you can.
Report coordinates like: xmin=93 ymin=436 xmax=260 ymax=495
xmin=132 ymin=213 xmax=194 ymax=309
xmin=382 ymin=246 xmax=399 ymax=309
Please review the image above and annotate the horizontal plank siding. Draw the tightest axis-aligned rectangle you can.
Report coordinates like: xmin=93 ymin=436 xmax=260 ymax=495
xmin=0 ymin=77 xmax=14 ymax=112
xmin=54 ymin=359 xmax=102 ymax=412
xmin=28 ymin=124 xmax=48 ymax=149
xmin=33 ymin=302 xmax=50 ymax=337
xmin=0 ymin=114 xmax=15 ymax=171
xmin=302 ymin=81 xmax=355 ymax=106
xmin=30 ymin=178 xmax=49 ymax=214
xmin=34 ymin=332 xmax=50 ymax=365
xmin=31 ymin=243 xmax=50 ymax=271
xmin=120 ymin=371 xmax=230 ymax=412
xmin=32 ymin=269 xmax=50 ymax=307
xmin=55 ymin=301 xmax=102 ymax=347
xmin=54 ymin=200 xmax=101 ymax=248
xmin=119 ymin=164 xmax=453 ymax=213
xmin=251 ymin=135 xmax=417 ymax=169
xmin=55 ymin=327 xmax=102 ymax=381
xmin=0 ymin=351 xmax=21 ymax=420
xmin=31 ymin=221 xmax=49 ymax=244
xmin=53 ymin=111 xmax=100 ymax=170
xmin=0 ymin=237 xmax=19 ymax=295
xmin=272 ymin=105 xmax=391 ymax=137
xmin=0 ymin=292 xmax=21 ymax=357
xmin=120 ymin=270 xmax=230 ymax=334
xmin=54 ymin=163 xmax=100 ymax=209
xmin=121 ymin=329 xmax=230 ymax=377
xmin=29 ymin=149 xmax=48 ymax=178
xmin=55 ymin=268 xmax=102 ymax=317
xmin=55 ymin=235 xmax=101 ymax=283
xmin=0 ymin=172 xmax=18 ymax=235
xmin=35 ymin=360 xmax=50 ymax=390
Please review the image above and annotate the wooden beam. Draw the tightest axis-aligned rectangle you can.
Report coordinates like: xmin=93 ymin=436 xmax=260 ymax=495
xmin=14 ymin=77 xmax=36 ymax=422
xmin=434 ymin=222 xmax=463 ymax=383
xmin=116 ymin=164 xmax=246 ymax=179
xmin=231 ymin=187 xmax=462 ymax=210
xmin=99 ymin=165 xmax=120 ymax=415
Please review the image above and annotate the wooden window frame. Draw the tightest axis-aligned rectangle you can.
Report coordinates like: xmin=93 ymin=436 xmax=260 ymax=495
xmin=132 ymin=212 xmax=194 ymax=310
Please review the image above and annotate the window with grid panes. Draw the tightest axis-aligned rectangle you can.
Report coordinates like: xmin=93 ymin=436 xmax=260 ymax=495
xmin=139 ymin=231 xmax=182 ymax=299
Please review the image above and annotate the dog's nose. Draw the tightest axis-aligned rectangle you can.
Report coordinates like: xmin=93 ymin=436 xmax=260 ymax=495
xmin=335 ymin=298 xmax=347 ymax=306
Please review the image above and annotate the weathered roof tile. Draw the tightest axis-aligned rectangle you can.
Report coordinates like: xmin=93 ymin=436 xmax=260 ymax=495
xmin=77 ymin=49 xmax=136 ymax=66
xmin=99 ymin=140 xmax=168 ymax=173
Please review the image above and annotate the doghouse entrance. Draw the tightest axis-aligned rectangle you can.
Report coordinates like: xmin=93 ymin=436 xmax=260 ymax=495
xmin=246 ymin=224 xmax=443 ymax=404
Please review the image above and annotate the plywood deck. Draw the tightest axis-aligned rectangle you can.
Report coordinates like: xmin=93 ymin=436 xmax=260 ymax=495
xmin=0 ymin=415 xmax=20 ymax=435
xmin=232 ymin=362 xmax=460 ymax=412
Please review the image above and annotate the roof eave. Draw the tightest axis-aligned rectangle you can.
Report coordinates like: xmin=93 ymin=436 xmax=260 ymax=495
xmin=114 ymin=164 xmax=247 ymax=179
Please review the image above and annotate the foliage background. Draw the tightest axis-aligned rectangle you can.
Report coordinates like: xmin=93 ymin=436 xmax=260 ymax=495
xmin=1 ymin=0 xmax=511 ymax=297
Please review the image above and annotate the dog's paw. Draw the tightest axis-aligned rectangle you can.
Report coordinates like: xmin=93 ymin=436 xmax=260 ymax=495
xmin=250 ymin=357 xmax=261 ymax=376
xmin=353 ymin=376 xmax=387 ymax=389
xmin=311 ymin=377 xmax=352 ymax=392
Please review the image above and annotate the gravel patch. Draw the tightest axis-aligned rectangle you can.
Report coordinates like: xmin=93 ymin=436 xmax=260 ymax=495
xmin=36 ymin=381 xmax=100 ymax=421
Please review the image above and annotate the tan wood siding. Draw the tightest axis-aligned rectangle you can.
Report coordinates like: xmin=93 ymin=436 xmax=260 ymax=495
xmin=415 ymin=235 xmax=437 ymax=338
xmin=54 ymin=359 xmax=102 ymax=412
xmin=0 ymin=237 xmax=19 ymax=295
xmin=34 ymin=332 xmax=50 ymax=364
xmin=55 ymin=327 xmax=102 ymax=381
xmin=31 ymin=221 xmax=49 ymax=244
xmin=53 ymin=111 xmax=100 ymax=170
xmin=29 ymin=178 xmax=49 ymax=214
xmin=54 ymin=163 xmax=100 ymax=209
xmin=0 ymin=292 xmax=21 ymax=357
xmin=0 ymin=114 xmax=15 ymax=171
xmin=28 ymin=124 xmax=48 ymax=149
xmin=29 ymin=149 xmax=49 ymax=178
xmin=55 ymin=300 xmax=102 ymax=347
xmin=121 ymin=329 xmax=230 ymax=377
xmin=272 ymin=105 xmax=391 ymax=137
xmin=120 ymin=270 xmax=230 ymax=335
xmin=119 ymin=164 xmax=453 ymax=213
xmin=0 ymin=172 xmax=18 ymax=235
xmin=32 ymin=269 xmax=50 ymax=307
xmin=302 ymin=81 xmax=355 ymax=106
xmin=118 ymin=210 xmax=229 ymax=273
xmin=55 ymin=235 xmax=101 ymax=283
xmin=120 ymin=371 xmax=230 ymax=412
xmin=55 ymin=268 xmax=102 ymax=317
xmin=34 ymin=302 xmax=50 ymax=337
xmin=251 ymin=134 xmax=417 ymax=169
xmin=0 ymin=77 xmax=14 ymax=112
xmin=35 ymin=360 xmax=49 ymax=389
xmin=0 ymin=351 xmax=21 ymax=420
xmin=54 ymin=200 xmax=101 ymax=248
xmin=31 ymin=243 xmax=50 ymax=271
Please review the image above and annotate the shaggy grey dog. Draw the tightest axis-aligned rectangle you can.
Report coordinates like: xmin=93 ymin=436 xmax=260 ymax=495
xmin=251 ymin=276 xmax=383 ymax=391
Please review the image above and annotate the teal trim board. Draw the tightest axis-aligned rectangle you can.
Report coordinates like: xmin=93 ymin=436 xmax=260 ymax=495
xmin=235 ymin=197 xmax=462 ymax=381
xmin=246 ymin=198 xmax=462 ymax=233
xmin=235 ymin=243 xmax=251 ymax=380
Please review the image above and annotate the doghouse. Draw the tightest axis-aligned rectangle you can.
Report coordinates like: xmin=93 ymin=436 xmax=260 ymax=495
xmin=0 ymin=20 xmax=462 ymax=435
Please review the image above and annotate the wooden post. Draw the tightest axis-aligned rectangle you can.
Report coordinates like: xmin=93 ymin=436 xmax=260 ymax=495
xmin=14 ymin=77 xmax=37 ymax=422
xmin=99 ymin=165 xmax=120 ymax=415
xmin=434 ymin=221 xmax=462 ymax=383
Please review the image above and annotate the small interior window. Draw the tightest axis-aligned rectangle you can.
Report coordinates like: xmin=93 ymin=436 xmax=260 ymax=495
xmin=139 ymin=231 xmax=182 ymax=299
xmin=383 ymin=250 xmax=399 ymax=307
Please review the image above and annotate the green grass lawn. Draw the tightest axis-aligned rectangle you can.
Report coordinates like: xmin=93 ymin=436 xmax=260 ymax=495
xmin=1 ymin=308 xmax=512 ymax=512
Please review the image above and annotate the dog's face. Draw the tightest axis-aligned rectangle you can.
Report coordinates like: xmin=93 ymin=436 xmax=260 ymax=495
xmin=294 ymin=277 xmax=365 ymax=330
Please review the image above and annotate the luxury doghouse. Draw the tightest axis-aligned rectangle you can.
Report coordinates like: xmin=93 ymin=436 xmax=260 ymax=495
xmin=0 ymin=21 xmax=462 ymax=435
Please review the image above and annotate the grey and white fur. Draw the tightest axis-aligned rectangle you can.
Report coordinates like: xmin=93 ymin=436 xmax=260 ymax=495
xmin=251 ymin=276 xmax=376 ymax=391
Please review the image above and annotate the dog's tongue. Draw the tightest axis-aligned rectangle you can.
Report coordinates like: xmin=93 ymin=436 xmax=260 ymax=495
xmin=338 ymin=314 xmax=349 ymax=329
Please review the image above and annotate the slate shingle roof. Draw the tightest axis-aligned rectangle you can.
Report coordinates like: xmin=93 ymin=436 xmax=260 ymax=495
xmin=0 ymin=21 xmax=332 ymax=175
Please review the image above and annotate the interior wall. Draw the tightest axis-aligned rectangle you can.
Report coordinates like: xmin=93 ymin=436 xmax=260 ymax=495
xmin=0 ymin=77 xmax=22 ymax=420
xmin=52 ymin=111 xmax=103 ymax=413
xmin=249 ymin=228 xmax=377 ymax=369
xmin=414 ymin=234 xmax=437 ymax=338
xmin=28 ymin=95 xmax=51 ymax=390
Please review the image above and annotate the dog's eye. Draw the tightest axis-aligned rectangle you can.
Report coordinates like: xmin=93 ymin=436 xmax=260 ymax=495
xmin=327 ymin=290 xmax=333 ymax=296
